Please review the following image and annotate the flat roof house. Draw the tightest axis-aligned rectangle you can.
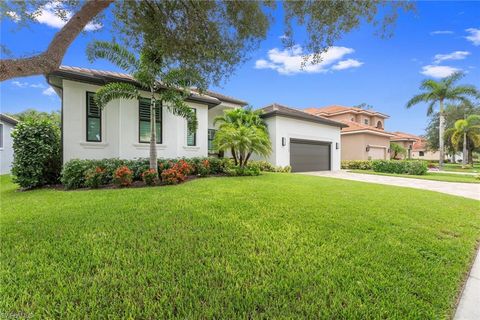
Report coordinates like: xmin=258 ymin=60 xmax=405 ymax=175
xmin=46 ymin=67 xmax=344 ymax=172
xmin=305 ymin=106 xmax=394 ymax=161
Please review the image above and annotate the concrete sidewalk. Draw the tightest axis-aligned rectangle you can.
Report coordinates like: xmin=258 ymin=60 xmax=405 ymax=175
xmin=454 ymin=248 xmax=480 ymax=320
xmin=302 ymin=171 xmax=480 ymax=200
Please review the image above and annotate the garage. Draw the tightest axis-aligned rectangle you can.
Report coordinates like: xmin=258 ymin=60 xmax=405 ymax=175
xmin=367 ymin=146 xmax=386 ymax=160
xmin=290 ymin=138 xmax=331 ymax=172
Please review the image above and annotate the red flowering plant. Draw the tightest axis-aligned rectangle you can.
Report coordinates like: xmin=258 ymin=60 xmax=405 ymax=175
xmin=142 ymin=168 xmax=159 ymax=186
xmin=113 ymin=166 xmax=133 ymax=187
xmin=85 ymin=166 xmax=105 ymax=189
xmin=160 ymin=160 xmax=192 ymax=184
xmin=196 ymin=159 xmax=210 ymax=177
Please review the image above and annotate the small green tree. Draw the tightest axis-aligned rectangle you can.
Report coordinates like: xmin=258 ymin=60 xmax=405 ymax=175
xmin=390 ymin=142 xmax=406 ymax=160
xmin=214 ymin=108 xmax=271 ymax=167
xmin=86 ymin=41 xmax=198 ymax=172
xmin=406 ymin=72 xmax=479 ymax=167
xmin=11 ymin=119 xmax=61 ymax=189
xmin=445 ymin=115 xmax=480 ymax=166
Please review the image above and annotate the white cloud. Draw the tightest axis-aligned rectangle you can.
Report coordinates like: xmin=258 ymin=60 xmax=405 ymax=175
xmin=29 ymin=83 xmax=45 ymax=88
xmin=331 ymin=59 xmax=363 ymax=70
xmin=465 ymin=28 xmax=480 ymax=46
xmin=433 ymin=51 xmax=470 ymax=64
xmin=430 ymin=30 xmax=454 ymax=35
xmin=42 ymin=87 xmax=56 ymax=96
xmin=12 ymin=81 xmax=29 ymax=88
xmin=254 ymin=45 xmax=362 ymax=75
xmin=34 ymin=2 xmax=102 ymax=31
xmin=420 ymin=65 xmax=460 ymax=78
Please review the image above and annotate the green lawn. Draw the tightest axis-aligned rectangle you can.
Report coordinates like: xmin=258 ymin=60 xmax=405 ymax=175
xmin=348 ymin=170 xmax=480 ymax=184
xmin=442 ymin=163 xmax=480 ymax=174
xmin=1 ymin=174 xmax=479 ymax=319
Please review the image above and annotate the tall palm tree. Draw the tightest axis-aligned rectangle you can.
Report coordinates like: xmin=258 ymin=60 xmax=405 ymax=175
xmin=213 ymin=108 xmax=271 ymax=167
xmin=86 ymin=41 xmax=197 ymax=172
xmin=445 ymin=115 xmax=480 ymax=166
xmin=406 ymin=72 xmax=479 ymax=168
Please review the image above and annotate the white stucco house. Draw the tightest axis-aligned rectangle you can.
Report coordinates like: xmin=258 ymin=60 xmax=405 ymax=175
xmin=46 ymin=66 xmax=344 ymax=172
xmin=0 ymin=114 xmax=19 ymax=174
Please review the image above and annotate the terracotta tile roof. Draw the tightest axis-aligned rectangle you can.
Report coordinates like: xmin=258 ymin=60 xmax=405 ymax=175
xmin=341 ymin=120 xmax=395 ymax=136
xmin=412 ymin=138 xmax=427 ymax=151
xmin=391 ymin=131 xmax=421 ymax=141
xmin=50 ymin=66 xmax=247 ymax=106
xmin=305 ymin=105 xmax=389 ymax=119
xmin=260 ymin=103 xmax=348 ymax=128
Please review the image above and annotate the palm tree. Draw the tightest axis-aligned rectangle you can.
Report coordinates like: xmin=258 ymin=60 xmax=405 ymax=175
xmin=86 ymin=41 xmax=198 ymax=172
xmin=445 ymin=115 xmax=480 ymax=166
xmin=406 ymin=72 xmax=479 ymax=168
xmin=213 ymin=108 xmax=271 ymax=167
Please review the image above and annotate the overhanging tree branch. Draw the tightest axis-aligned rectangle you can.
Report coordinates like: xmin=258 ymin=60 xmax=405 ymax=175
xmin=0 ymin=0 xmax=113 ymax=81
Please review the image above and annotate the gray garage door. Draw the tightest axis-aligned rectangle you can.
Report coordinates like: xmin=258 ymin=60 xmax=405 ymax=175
xmin=290 ymin=139 xmax=331 ymax=172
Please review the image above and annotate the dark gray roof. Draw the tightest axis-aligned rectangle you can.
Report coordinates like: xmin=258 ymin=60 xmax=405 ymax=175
xmin=0 ymin=113 xmax=19 ymax=126
xmin=48 ymin=66 xmax=247 ymax=107
xmin=260 ymin=103 xmax=348 ymax=128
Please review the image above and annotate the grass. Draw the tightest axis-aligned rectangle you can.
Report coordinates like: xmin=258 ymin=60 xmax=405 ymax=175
xmin=1 ymin=174 xmax=479 ymax=319
xmin=348 ymin=170 xmax=480 ymax=184
xmin=441 ymin=163 xmax=480 ymax=174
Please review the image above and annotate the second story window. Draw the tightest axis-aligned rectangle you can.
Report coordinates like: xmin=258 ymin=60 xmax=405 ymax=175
xmin=139 ymin=98 xmax=162 ymax=144
xmin=364 ymin=119 xmax=369 ymax=125
xmin=86 ymin=92 xmax=101 ymax=142
xmin=187 ymin=109 xmax=197 ymax=146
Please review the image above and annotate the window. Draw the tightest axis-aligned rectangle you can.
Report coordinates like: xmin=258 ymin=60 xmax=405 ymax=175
xmin=208 ymin=129 xmax=216 ymax=152
xmin=187 ymin=109 xmax=197 ymax=146
xmin=364 ymin=119 xmax=369 ymax=125
xmin=0 ymin=123 xmax=3 ymax=148
xmin=376 ymin=121 xmax=383 ymax=129
xmin=139 ymin=98 xmax=162 ymax=144
xmin=86 ymin=92 xmax=101 ymax=142
xmin=419 ymin=151 xmax=425 ymax=157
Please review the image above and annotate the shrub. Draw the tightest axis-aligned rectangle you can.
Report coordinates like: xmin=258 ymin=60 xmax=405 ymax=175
xmin=160 ymin=160 xmax=192 ymax=184
xmin=11 ymin=119 xmax=61 ymax=189
xmin=225 ymin=164 xmax=261 ymax=176
xmin=196 ymin=159 xmax=211 ymax=177
xmin=113 ymin=166 xmax=133 ymax=187
xmin=249 ymin=160 xmax=276 ymax=172
xmin=275 ymin=165 xmax=292 ymax=173
xmin=341 ymin=160 xmax=373 ymax=170
xmin=142 ymin=169 xmax=158 ymax=186
xmin=372 ymin=160 xmax=427 ymax=175
xmin=85 ymin=167 xmax=105 ymax=189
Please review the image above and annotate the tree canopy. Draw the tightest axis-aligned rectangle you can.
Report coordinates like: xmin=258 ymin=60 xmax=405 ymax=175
xmin=1 ymin=0 xmax=414 ymax=82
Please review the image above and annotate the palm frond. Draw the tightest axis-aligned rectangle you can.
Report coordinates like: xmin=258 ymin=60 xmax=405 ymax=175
xmin=443 ymin=71 xmax=465 ymax=88
xmin=447 ymin=85 xmax=480 ymax=100
xmin=94 ymin=82 xmax=139 ymax=109
xmin=420 ymin=79 xmax=441 ymax=91
xmin=86 ymin=41 xmax=139 ymax=74
xmin=426 ymin=100 xmax=437 ymax=116
xmin=161 ymin=89 xmax=197 ymax=131
xmin=406 ymin=93 xmax=432 ymax=109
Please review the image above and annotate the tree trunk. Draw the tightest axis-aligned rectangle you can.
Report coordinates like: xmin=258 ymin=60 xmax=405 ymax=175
xmin=231 ymin=148 xmax=238 ymax=166
xmin=439 ymin=99 xmax=445 ymax=168
xmin=244 ymin=152 xmax=252 ymax=166
xmin=0 ymin=0 xmax=113 ymax=81
xmin=462 ymin=132 xmax=468 ymax=167
xmin=149 ymin=93 xmax=158 ymax=171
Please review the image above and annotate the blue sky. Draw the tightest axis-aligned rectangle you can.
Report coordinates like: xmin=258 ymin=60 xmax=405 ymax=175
xmin=1 ymin=1 xmax=479 ymax=135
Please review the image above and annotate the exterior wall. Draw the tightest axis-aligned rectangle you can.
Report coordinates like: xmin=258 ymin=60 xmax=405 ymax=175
xmin=0 ymin=121 xmax=15 ymax=174
xmin=62 ymin=79 xmax=226 ymax=163
xmin=256 ymin=116 xmax=341 ymax=171
xmin=326 ymin=113 xmax=355 ymax=123
xmin=341 ymin=133 xmax=390 ymax=160
xmin=391 ymin=140 xmax=414 ymax=159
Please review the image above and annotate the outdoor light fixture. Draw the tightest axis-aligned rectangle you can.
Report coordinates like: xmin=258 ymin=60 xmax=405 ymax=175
xmin=336 ymin=142 xmax=339 ymax=150
xmin=366 ymin=146 xmax=370 ymax=152
xmin=282 ymin=137 xmax=286 ymax=146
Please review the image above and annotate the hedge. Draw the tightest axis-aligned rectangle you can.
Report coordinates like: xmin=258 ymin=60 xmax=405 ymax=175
xmin=341 ymin=160 xmax=373 ymax=170
xmin=11 ymin=119 xmax=61 ymax=189
xmin=371 ymin=160 xmax=428 ymax=175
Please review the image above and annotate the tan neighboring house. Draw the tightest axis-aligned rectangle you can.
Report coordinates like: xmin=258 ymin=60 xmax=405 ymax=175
xmin=390 ymin=132 xmax=419 ymax=159
xmin=411 ymin=138 xmax=441 ymax=160
xmin=305 ymin=106 xmax=394 ymax=160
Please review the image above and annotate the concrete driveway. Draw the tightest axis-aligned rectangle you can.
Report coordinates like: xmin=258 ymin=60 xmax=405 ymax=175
xmin=302 ymin=171 xmax=480 ymax=200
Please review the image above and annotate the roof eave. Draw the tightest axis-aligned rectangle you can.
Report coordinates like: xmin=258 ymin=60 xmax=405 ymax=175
xmin=261 ymin=110 xmax=348 ymax=128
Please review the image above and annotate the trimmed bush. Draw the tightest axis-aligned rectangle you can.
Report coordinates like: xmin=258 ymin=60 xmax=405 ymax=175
xmin=11 ymin=119 xmax=61 ymax=189
xmin=85 ymin=167 xmax=105 ymax=189
xmin=142 ymin=169 xmax=159 ymax=186
xmin=372 ymin=160 xmax=427 ymax=175
xmin=341 ymin=160 xmax=373 ymax=170
xmin=113 ymin=166 xmax=133 ymax=187
xmin=225 ymin=164 xmax=261 ymax=176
